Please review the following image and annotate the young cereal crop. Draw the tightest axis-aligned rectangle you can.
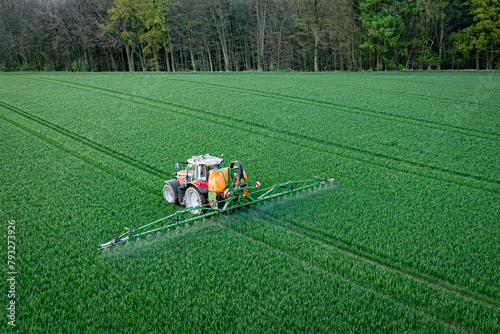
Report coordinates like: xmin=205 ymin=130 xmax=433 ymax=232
xmin=0 ymin=71 xmax=498 ymax=333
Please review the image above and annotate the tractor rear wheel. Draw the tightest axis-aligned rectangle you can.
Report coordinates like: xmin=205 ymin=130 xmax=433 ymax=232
xmin=184 ymin=187 xmax=208 ymax=215
xmin=163 ymin=181 xmax=180 ymax=204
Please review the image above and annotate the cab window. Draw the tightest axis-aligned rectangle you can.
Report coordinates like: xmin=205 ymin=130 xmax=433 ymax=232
xmin=186 ymin=164 xmax=195 ymax=181
xmin=196 ymin=166 xmax=206 ymax=181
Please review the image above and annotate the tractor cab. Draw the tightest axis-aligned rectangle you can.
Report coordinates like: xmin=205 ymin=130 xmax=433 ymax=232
xmin=175 ymin=154 xmax=224 ymax=184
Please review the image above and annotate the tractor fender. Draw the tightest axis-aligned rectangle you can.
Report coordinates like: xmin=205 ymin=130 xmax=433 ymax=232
xmin=165 ymin=179 xmax=181 ymax=187
xmin=165 ymin=179 xmax=181 ymax=193
xmin=188 ymin=180 xmax=209 ymax=194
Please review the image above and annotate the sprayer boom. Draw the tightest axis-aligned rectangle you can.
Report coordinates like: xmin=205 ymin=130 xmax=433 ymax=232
xmin=98 ymin=177 xmax=334 ymax=249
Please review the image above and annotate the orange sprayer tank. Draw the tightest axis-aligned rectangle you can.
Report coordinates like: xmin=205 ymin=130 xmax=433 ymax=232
xmin=208 ymin=168 xmax=229 ymax=192
xmin=208 ymin=168 xmax=248 ymax=193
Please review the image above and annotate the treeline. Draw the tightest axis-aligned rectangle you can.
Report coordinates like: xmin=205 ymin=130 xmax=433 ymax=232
xmin=0 ymin=0 xmax=498 ymax=72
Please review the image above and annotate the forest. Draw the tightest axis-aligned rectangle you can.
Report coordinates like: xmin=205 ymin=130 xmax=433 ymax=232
xmin=0 ymin=0 xmax=498 ymax=72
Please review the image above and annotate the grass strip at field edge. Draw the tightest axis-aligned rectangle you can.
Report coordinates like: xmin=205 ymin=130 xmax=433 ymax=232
xmin=28 ymin=76 xmax=500 ymax=195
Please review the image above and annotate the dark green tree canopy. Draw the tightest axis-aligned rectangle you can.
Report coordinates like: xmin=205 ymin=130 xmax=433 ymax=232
xmin=0 ymin=0 xmax=498 ymax=71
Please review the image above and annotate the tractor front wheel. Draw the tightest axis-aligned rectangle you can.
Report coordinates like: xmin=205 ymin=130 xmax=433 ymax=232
xmin=184 ymin=187 xmax=208 ymax=215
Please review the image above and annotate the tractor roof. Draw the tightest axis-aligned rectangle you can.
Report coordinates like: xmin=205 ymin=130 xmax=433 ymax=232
xmin=187 ymin=154 xmax=223 ymax=166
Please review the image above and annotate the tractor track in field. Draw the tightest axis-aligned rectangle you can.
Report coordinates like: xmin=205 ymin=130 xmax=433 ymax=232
xmin=217 ymin=221 xmax=472 ymax=334
xmin=297 ymin=77 xmax=500 ymax=111
xmin=0 ymin=100 xmax=168 ymax=179
xmin=251 ymin=203 xmax=500 ymax=310
xmin=166 ymin=77 xmax=500 ymax=142
xmin=30 ymin=76 xmax=500 ymax=195
xmin=0 ymin=103 xmax=159 ymax=196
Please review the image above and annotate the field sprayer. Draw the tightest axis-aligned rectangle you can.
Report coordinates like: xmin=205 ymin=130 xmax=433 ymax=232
xmin=98 ymin=154 xmax=334 ymax=249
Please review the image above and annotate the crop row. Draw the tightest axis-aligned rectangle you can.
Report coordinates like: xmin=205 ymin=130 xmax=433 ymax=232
xmin=257 ymin=183 xmax=500 ymax=303
xmin=28 ymin=74 xmax=500 ymax=189
xmin=0 ymin=117 xmax=172 ymax=332
xmin=17 ymin=75 xmax=500 ymax=194
xmin=347 ymin=72 xmax=500 ymax=95
xmin=298 ymin=76 xmax=499 ymax=111
xmin=145 ymin=72 xmax=500 ymax=134
xmin=217 ymin=207 xmax=500 ymax=333
xmin=1 ymin=117 xmax=460 ymax=332
xmin=1 ymin=72 xmax=498 ymax=332
xmin=180 ymin=71 xmax=500 ymax=111
xmin=0 ymin=100 xmax=167 ymax=178
xmin=165 ymin=74 xmax=500 ymax=139
xmin=100 ymin=219 xmax=462 ymax=333
xmin=1 ymin=74 xmax=498 ymax=302
xmin=0 ymin=103 xmax=163 ymax=197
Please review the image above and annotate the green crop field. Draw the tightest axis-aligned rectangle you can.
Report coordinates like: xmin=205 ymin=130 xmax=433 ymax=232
xmin=1 ymin=71 xmax=499 ymax=333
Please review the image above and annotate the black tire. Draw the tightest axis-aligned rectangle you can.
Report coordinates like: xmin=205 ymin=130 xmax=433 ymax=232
xmin=163 ymin=180 xmax=180 ymax=204
xmin=184 ymin=187 xmax=208 ymax=215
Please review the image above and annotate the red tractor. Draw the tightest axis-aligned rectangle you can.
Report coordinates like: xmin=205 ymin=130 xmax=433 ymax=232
xmin=163 ymin=154 xmax=247 ymax=214
xmin=99 ymin=154 xmax=334 ymax=249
